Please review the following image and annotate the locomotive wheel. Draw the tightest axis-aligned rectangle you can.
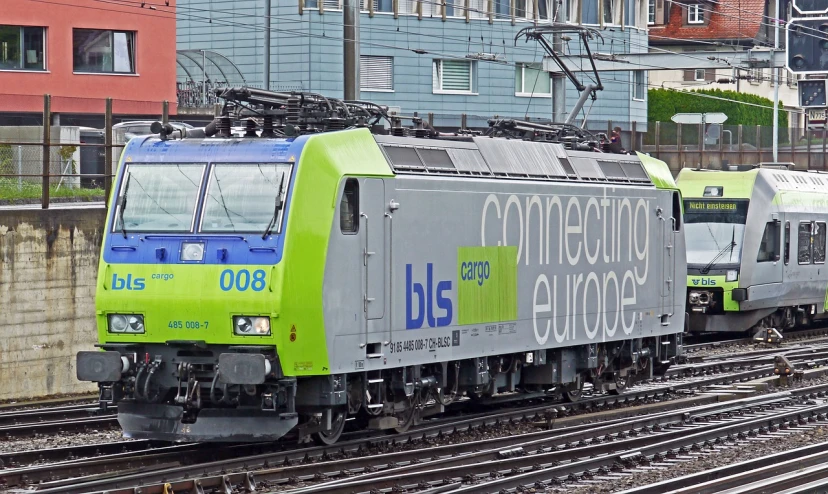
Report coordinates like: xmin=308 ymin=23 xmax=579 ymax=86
xmin=391 ymin=394 xmax=419 ymax=434
xmin=312 ymin=411 xmax=346 ymax=446
xmin=562 ymin=382 xmax=583 ymax=403
xmin=608 ymin=373 xmax=629 ymax=395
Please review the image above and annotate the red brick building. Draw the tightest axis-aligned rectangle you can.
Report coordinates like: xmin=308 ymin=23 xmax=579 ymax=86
xmin=0 ymin=0 xmax=177 ymax=123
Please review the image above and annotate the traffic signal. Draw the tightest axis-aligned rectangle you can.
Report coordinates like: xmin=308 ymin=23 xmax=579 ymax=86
xmin=799 ymin=80 xmax=828 ymax=108
xmin=787 ymin=18 xmax=828 ymax=74
xmin=793 ymin=0 xmax=828 ymax=15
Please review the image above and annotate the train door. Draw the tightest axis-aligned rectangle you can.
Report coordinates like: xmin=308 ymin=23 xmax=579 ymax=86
xmin=361 ymin=179 xmax=388 ymax=343
xmin=660 ymin=191 xmax=681 ymax=324
xmin=753 ymin=216 xmax=784 ymax=287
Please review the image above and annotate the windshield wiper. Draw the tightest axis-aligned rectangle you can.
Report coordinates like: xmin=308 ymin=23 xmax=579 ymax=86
xmin=262 ymin=173 xmax=286 ymax=240
xmin=118 ymin=177 xmax=130 ymax=239
xmin=701 ymin=225 xmax=737 ymax=274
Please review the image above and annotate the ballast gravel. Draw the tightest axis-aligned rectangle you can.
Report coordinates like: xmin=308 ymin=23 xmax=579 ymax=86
xmin=0 ymin=428 xmax=127 ymax=454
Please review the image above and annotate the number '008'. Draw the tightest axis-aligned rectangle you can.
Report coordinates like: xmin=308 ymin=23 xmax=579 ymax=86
xmin=219 ymin=269 xmax=266 ymax=292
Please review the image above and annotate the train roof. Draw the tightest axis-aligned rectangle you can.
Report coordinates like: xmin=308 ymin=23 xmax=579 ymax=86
xmin=121 ymin=129 xmax=678 ymax=190
xmin=374 ymin=135 xmax=674 ymax=188
xmin=678 ymin=165 xmax=828 ymax=198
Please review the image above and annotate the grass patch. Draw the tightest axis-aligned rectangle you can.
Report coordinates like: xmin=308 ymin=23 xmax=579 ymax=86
xmin=0 ymin=178 xmax=105 ymax=205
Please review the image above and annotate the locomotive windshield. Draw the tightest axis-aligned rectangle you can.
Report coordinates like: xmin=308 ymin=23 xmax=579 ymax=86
xmin=200 ymin=163 xmax=292 ymax=234
xmin=683 ymin=199 xmax=749 ymax=266
xmin=113 ymin=164 xmax=205 ymax=233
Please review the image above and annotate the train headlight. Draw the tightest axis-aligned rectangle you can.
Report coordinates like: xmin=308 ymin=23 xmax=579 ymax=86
xmin=234 ymin=316 xmax=271 ymax=336
xmin=181 ymin=242 xmax=205 ymax=262
xmin=726 ymin=270 xmax=738 ymax=282
xmin=108 ymin=314 xmax=145 ymax=334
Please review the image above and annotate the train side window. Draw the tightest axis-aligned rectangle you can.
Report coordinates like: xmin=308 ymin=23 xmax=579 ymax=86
xmin=671 ymin=191 xmax=681 ymax=232
xmin=815 ymin=222 xmax=826 ymax=264
xmin=340 ymin=179 xmax=359 ymax=234
xmin=784 ymin=222 xmax=790 ymax=265
xmin=757 ymin=221 xmax=781 ymax=263
xmin=798 ymin=222 xmax=812 ymax=265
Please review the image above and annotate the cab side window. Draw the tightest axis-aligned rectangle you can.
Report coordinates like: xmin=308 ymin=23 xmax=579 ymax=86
xmin=340 ymin=179 xmax=359 ymax=234
xmin=815 ymin=222 xmax=826 ymax=264
xmin=798 ymin=222 xmax=812 ymax=264
xmin=784 ymin=222 xmax=790 ymax=265
xmin=756 ymin=221 xmax=780 ymax=262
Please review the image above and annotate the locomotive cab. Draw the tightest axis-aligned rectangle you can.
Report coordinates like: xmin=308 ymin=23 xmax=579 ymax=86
xmin=678 ymin=166 xmax=828 ymax=334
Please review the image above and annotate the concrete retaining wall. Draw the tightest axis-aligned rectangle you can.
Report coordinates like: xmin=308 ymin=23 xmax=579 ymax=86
xmin=0 ymin=206 xmax=105 ymax=401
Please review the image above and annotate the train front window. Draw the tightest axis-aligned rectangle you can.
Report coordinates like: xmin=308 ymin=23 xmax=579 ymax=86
xmin=200 ymin=163 xmax=292 ymax=234
xmin=683 ymin=199 xmax=748 ymax=266
xmin=112 ymin=164 xmax=204 ymax=234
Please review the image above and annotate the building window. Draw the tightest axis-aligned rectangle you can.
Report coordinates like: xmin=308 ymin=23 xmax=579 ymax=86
xmin=603 ymin=0 xmax=613 ymax=23
xmin=687 ymin=4 xmax=703 ymax=24
xmin=73 ymin=29 xmax=135 ymax=74
xmin=360 ymin=55 xmax=393 ymax=92
xmin=515 ymin=64 xmax=551 ymax=97
xmin=648 ymin=0 xmax=656 ymax=24
xmin=0 ymin=25 xmax=45 ymax=71
xmin=632 ymin=70 xmax=646 ymax=100
xmin=433 ymin=59 xmax=474 ymax=94
xmin=695 ymin=69 xmax=706 ymax=81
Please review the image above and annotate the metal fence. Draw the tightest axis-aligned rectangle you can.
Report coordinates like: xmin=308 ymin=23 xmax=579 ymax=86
xmin=2 ymin=98 xmax=820 ymax=209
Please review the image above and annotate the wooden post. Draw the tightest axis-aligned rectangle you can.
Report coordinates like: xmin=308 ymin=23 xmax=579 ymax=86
xmin=756 ymin=125 xmax=762 ymax=164
xmin=105 ymin=98 xmax=113 ymax=207
xmin=532 ymin=0 xmax=538 ymax=24
xmin=394 ymin=0 xmax=399 ymax=18
xmin=417 ymin=0 xmax=423 ymax=19
xmin=510 ymin=0 xmax=514 ymax=24
xmin=461 ymin=113 xmax=467 ymax=129
xmin=162 ymin=100 xmax=169 ymax=125
xmin=441 ymin=0 xmax=446 ymax=20
xmin=320 ymin=0 xmax=325 ymax=14
xmin=488 ymin=0 xmax=493 ymax=23
xmin=369 ymin=0 xmax=374 ymax=17
xmin=631 ymin=121 xmax=637 ymax=153
xmin=465 ymin=0 xmax=470 ymax=22
xmin=41 ymin=94 xmax=51 ymax=210
xmin=738 ymin=124 xmax=744 ymax=165
xmin=428 ymin=112 xmax=434 ymax=126
xmin=677 ymin=123 xmax=683 ymax=169
xmin=655 ymin=121 xmax=660 ymax=158
xmin=299 ymin=0 xmax=305 ymax=15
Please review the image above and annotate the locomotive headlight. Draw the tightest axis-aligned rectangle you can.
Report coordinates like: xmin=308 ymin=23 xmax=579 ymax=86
xmin=726 ymin=270 xmax=738 ymax=282
xmin=180 ymin=242 xmax=205 ymax=262
xmin=108 ymin=314 xmax=145 ymax=334
xmin=234 ymin=316 xmax=271 ymax=336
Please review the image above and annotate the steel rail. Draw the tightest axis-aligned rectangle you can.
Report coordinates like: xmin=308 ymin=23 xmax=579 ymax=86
xmin=0 ymin=416 xmax=118 ymax=439
xmin=0 ymin=405 xmax=116 ymax=428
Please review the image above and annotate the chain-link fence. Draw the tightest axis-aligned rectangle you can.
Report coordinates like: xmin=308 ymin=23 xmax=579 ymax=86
xmin=0 ymin=95 xmax=174 ymax=208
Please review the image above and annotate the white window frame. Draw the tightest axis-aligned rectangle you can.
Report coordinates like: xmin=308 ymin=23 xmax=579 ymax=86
xmin=632 ymin=70 xmax=646 ymax=101
xmin=687 ymin=4 xmax=703 ymax=24
xmin=647 ymin=0 xmax=656 ymax=24
xmin=694 ymin=69 xmax=706 ymax=81
xmin=360 ymin=55 xmax=394 ymax=92
xmin=0 ymin=25 xmax=47 ymax=72
xmin=432 ymin=59 xmax=476 ymax=95
xmin=515 ymin=63 xmax=552 ymax=97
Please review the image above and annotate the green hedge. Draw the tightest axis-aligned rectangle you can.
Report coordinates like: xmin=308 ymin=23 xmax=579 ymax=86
xmin=649 ymin=88 xmax=788 ymax=129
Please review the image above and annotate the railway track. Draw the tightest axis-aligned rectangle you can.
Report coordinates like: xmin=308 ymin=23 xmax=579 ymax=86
xmin=617 ymin=441 xmax=828 ymax=494
xmin=9 ymin=363 xmax=793 ymax=494
xmin=683 ymin=327 xmax=828 ymax=354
